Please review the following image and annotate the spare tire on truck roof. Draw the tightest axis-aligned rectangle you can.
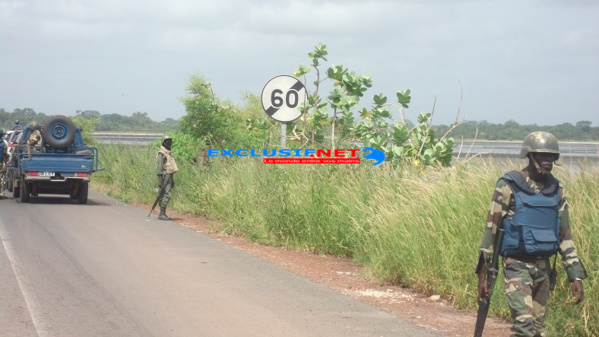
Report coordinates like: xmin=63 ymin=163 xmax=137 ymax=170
xmin=42 ymin=115 xmax=76 ymax=148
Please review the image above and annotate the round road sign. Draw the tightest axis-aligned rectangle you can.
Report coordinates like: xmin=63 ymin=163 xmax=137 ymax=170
xmin=261 ymin=75 xmax=307 ymax=123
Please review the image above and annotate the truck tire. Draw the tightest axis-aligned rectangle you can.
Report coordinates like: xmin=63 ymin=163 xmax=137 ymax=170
xmin=13 ymin=178 xmax=20 ymax=198
xmin=20 ymin=179 xmax=30 ymax=202
xmin=77 ymin=183 xmax=89 ymax=204
xmin=42 ymin=115 xmax=76 ymax=149
xmin=7 ymin=172 xmax=13 ymax=192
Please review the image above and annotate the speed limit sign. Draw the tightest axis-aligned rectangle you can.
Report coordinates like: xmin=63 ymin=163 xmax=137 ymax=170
xmin=261 ymin=75 xmax=307 ymax=123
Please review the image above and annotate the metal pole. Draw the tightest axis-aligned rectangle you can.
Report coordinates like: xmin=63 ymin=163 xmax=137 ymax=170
xmin=281 ymin=123 xmax=287 ymax=148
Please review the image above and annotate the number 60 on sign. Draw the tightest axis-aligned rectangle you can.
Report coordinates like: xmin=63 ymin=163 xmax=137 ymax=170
xmin=261 ymin=75 xmax=307 ymax=123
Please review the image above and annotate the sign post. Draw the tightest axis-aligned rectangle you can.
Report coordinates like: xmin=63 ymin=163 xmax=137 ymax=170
xmin=280 ymin=123 xmax=287 ymax=148
xmin=261 ymin=75 xmax=307 ymax=148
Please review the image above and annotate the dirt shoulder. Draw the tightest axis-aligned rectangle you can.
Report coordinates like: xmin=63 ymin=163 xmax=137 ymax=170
xmin=142 ymin=204 xmax=511 ymax=337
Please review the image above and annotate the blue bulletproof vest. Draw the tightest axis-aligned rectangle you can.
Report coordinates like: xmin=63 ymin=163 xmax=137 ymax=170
xmin=0 ymin=141 xmax=4 ymax=162
xmin=499 ymin=170 xmax=560 ymax=257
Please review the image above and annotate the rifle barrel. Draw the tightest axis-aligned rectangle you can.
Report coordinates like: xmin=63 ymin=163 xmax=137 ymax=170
xmin=474 ymin=298 xmax=490 ymax=337
xmin=473 ymin=227 xmax=504 ymax=337
xmin=148 ymin=174 xmax=170 ymax=217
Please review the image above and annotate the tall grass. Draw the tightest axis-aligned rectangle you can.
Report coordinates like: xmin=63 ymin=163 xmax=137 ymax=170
xmin=93 ymin=144 xmax=598 ymax=336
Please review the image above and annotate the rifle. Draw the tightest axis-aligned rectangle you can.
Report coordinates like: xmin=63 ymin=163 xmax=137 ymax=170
xmin=549 ymin=254 xmax=558 ymax=291
xmin=148 ymin=174 xmax=170 ymax=218
xmin=474 ymin=226 xmax=505 ymax=337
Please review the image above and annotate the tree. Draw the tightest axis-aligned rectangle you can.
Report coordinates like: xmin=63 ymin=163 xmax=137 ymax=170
xmin=76 ymin=110 xmax=101 ymax=119
xmin=576 ymin=120 xmax=592 ymax=133
xmin=7 ymin=108 xmax=48 ymax=130
xmin=71 ymin=115 xmax=99 ymax=146
xmin=99 ymin=113 xmax=128 ymax=131
xmin=179 ymin=75 xmax=240 ymax=147
xmin=292 ymin=43 xmax=372 ymax=148
xmin=130 ymin=112 xmax=154 ymax=128
xmin=293 ymin=43 xmax=456 ymax=167
xmin=14 ymin=108 xmax=37 ymax=117
xmin=0 ymin=108 xmax=11 ymax=129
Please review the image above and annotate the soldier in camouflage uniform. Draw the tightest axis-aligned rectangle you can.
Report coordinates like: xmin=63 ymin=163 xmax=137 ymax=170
xmin=475 ymin=131 xmax=586 ymax=337
xmin=156 ymin=135 xmax=178 ymax=221
xmin=26 ymin=121 xmax=42 ymax=146
xmin=8 ymin=121 xmax=42 ymax=168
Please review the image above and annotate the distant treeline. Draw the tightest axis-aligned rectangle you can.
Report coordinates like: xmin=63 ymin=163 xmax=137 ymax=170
xmin=433 ymin=119 xmax=598 ymax=142
xmin=0 ymin=108 xmax=178 ymax=133
xmin=1 ymin=108 xmax=597 ymax=142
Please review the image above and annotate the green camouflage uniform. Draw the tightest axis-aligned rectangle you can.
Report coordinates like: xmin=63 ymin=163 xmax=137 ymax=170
xmin=475 ymin=174 xmax=586 ymax=337
xmin=1 ymin=140 xmax=7 ymax=162
xmin=156 ymin=149 xmax=176 ymax=208
xmin=27 ymin=129 xmax=42 ymax=146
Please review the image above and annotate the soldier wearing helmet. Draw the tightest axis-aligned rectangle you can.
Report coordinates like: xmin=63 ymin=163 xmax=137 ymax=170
xmin=155 ymin=135 xmax=178 ymax=220
xmin=475 ymin=131 xmax=586 ymax=337
xmin=520 ymin=131 xmax=560 ymax=175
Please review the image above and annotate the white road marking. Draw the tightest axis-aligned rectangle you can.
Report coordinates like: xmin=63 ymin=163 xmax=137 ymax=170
xmin=0 ymin=221 xmax=50 ymax=337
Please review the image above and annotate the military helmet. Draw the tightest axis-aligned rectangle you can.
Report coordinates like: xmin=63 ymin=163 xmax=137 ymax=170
xmin=520 ymin=131 xmax=560 ymax=159
xmin=29 ymin=121 xmax=40 ymax=131
xmin=161 ymin=134 xmax=172 ymax=146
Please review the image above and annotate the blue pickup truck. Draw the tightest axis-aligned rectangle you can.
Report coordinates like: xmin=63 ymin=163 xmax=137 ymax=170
xmin=7 ymin=115 xmax=103 ymax=204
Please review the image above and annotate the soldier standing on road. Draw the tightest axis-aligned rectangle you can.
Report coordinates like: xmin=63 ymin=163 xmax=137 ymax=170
xmin=156 ymin=135 xmax=178 ymax=221
xmin=475 ymin=131 xmax=587 ymax=337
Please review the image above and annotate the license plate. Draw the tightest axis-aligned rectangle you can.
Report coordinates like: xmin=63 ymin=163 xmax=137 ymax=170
xmin=39 ymin=172 xmax=55 ymax=177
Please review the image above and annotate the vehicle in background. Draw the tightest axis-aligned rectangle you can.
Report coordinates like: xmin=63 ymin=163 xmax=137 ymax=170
xmin=4 ymin=130 xmax=14 ymax=141
xmin=7 ymin=116 xmax=103 ymax=204
xmin=6 ymin=129 xmax=23 ymax=163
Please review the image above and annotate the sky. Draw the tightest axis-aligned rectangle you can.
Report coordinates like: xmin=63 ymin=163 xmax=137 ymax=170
xmin=1 ymin=0 xmax=598 ymax=126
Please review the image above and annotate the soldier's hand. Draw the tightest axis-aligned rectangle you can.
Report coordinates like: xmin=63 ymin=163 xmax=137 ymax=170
xmin=478 ymin=272 xmax=488 ymax=300
xmin=572 ymin=279 xmax=584 ymax=304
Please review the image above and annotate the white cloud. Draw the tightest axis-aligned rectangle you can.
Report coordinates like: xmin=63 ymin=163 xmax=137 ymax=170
xmin=0 ymin=0 xmax=598 ymax=125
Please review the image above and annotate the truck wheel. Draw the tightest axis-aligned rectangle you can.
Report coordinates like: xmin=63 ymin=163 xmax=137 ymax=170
xmin=13 ymin=178 xmax=20 ymax=198
xmin=6 ymin=174 xmax=12 ymax=192
xmin=42 ymin=115 xmax=76 ymax=149
xmin=20 ymin=179 xmax=30 ymax=202
xmin=77 ymin=183 xmax=88 ymax=204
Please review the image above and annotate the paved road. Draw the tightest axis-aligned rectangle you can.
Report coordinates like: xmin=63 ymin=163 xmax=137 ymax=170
xmin=0 ymin=190 xmax=441 ymax=337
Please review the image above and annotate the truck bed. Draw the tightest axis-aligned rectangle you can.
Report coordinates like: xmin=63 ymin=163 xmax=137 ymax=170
xmin=20 ymin=152 xmax=95 ymax=176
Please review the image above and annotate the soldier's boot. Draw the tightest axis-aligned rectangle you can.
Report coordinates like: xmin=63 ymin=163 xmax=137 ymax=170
xmin=158 ymin=206 xmax=171 ymax=221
